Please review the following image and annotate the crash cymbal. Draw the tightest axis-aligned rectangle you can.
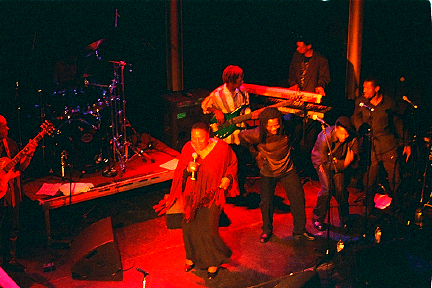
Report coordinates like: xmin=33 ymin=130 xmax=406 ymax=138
xmin=85 ymin=39 xmax=105 ymax=51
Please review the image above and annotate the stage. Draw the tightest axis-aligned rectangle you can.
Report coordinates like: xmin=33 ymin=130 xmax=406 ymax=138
xmin=6 ymin=166 xmax=432 ymax=287
xmin=22 ymin=134 xmax=180 ymax=244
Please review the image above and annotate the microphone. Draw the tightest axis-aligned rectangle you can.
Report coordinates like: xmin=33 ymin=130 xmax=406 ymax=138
xmin=402 ymin=96 xmax=418 ymax=109
xmin=136 ymin=267 xmax=149 ymax=276
xmin=359 ymin=102 xmax=375 ymax=112
xmin=309 ymin=115 xmax=328 ymax=126
xmin=191 ymin=152 xmax=198 ymax=180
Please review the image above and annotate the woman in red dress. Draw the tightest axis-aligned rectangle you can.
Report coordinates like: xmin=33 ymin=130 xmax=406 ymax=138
xmin=154 ymin=122 xmax=239 ymax=279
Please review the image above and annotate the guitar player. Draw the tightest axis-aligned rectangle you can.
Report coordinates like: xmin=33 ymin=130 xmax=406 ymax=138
xmin=0 ymin=115 xmax=37 ymax=273
xmin=201 ymin=65 xmax=260 ymax=196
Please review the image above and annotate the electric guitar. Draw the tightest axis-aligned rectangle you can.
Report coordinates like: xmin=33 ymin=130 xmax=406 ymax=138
xmin=0 ymin=121 xmax=55 ymax=199
xmin=210 ymin=99 xmax=295 ymax=139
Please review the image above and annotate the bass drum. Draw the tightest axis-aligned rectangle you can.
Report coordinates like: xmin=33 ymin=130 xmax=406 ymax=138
xmin=55 ymin=115 xmax=106 ymax=172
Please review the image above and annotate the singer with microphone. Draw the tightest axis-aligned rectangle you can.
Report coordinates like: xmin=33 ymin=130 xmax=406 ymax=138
xmin=154 ymin=122 xmax=239 ymax=279
xmin=352 ymin=76 xmax=411 ymax=215
xmin=310 ymin=116 xmax=359 ymax=231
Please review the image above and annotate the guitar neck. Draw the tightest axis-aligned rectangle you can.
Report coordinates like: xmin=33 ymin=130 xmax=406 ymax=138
xmin=227 ymin=99 xmax=295 ymax=126
xmin=2 ymin=131 xmax=45 ymax=174
xmin=227 ymin=113 xmax=253 ymax=126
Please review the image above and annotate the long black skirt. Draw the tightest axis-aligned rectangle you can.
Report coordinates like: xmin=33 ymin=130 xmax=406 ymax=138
xmin=182 ymin=204 xmax=232 ymax=269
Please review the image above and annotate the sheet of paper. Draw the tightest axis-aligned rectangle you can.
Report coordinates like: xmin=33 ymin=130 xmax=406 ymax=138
xmin=60 ymin=183 xmax=94 ymax=196
xmin=160 ymin=158 xmax=179 ymax=170
xmin=36 ymin=183 xmax=62 ymax=196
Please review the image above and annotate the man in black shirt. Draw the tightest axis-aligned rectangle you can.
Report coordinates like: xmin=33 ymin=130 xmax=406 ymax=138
xmin=239 ymin=108 xmax=315 ymax=243
xmin=352 ymin=76 xmax=411 ymax=213
xmin=288 ymin=36 xmax=331 ymax=96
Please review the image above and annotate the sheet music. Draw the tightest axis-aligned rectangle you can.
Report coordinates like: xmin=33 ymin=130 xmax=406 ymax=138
xmin=160 ymin=159 xmax=179 ymax=170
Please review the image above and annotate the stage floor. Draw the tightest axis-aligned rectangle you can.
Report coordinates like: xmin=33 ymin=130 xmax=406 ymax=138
xmin=6 ymin=168 xmax=432 ymax=287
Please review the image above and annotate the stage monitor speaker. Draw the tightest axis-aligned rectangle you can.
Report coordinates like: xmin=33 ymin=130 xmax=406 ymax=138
xmin=70 ymin=217 xmax=123 ymax=281
xmin=162 ymin=89 xmax=210 ymax=151
xmin=274 ymin=270 xmax=320 ymax=288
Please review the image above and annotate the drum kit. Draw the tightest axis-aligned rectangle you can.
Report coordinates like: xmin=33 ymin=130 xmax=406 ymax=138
xmin=45 ymin=38 xmax=139 ymax=177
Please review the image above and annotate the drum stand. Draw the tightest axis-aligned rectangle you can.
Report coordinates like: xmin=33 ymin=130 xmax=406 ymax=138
xmin=102 ymin=60 xmax=152 ymax=177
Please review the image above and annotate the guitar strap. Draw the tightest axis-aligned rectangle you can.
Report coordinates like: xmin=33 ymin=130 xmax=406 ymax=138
xmin=217 ymin=88 xmax=232 ymax=113
xmin=3 ymin=138 xmax=11 ymax=158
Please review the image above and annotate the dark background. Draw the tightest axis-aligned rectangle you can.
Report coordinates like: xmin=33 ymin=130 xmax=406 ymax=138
xmin=1 ymin=0 xmax=431 ymax=152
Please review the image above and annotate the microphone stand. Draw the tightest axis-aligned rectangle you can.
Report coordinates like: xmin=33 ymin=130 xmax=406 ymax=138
xmin=136 ymin=268 xmax=149 ymax=288
xmin=362 ymin=111 xmax=374 ymax=239
xmin=319 ymin=122 xmax=337 ymax=261
xmin=406 ymin=102 xmax=421 ymax=205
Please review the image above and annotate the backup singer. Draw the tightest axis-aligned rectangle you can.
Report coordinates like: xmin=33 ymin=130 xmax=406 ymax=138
xmin=238 ymin=108 xmax=315 ymax=243
xmin=154 ymin=122 xmax=239 ymax=279
xmin=311 ymin=116 xmax=359 ymax=231
xmin=0 ymin=115 xmax=37 ymax=273
xmin=352 ymin=76 xmax=411 ymax=214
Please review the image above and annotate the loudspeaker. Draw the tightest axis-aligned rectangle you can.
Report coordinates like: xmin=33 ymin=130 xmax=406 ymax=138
xmin=274 ymin=270 xmax=320 ymax=288
xmin=70 ymin=217 xmax=123 ymax=281
xmin=162 ymin=89 xmax=210 ymax=151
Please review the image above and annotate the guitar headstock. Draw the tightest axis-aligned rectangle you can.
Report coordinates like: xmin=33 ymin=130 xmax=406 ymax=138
xmin=40 ymin=120 xmax=55 ymax=136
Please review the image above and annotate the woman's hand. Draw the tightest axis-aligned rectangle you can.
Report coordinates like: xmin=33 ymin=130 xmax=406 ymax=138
xmin=219 ymin=177 xmax=231 ymax=190
xmin=187 ymin=161 xmax=200 ymax=173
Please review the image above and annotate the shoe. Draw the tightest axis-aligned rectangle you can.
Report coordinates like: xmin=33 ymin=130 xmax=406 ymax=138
xmin=184 ymin=263 xmax=195 ymax=272
xmin=207 ymin=268 xmax=218 ymax=279
xmin=293 ymin=231 xmax=315 ymax=241
xmin=3 ymin=260 xmax=27 ymax=273
xmin=260 ymin=232 xmax=272 ymax=243
xmin=313 ymin=221 xmax=326 ymax=231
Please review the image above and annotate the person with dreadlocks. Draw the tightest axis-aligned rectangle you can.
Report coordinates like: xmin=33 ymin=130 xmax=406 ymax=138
xmin=154 ymin=122 xmax=239 ymax=279
xmin=238 ymin=108 xmax=315 ymax=243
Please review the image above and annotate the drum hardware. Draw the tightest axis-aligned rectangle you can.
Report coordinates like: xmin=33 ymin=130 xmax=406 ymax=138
xmin=102 ymin=60 xmax=138 ymax=177
xmin=100 ymin=59 xmax=147 ymax=177
xmin=48 ymin=36 xmax=143 ymax=177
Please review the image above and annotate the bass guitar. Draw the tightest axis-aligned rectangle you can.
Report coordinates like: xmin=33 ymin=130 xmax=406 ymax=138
xmin=0 ymin=121 xmax=55 ymax=199
xmin=210 ymin=99 xmax=295 ymax=139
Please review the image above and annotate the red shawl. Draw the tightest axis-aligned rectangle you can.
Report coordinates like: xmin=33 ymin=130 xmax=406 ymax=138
xmin=164 ymin=139 xmax=239 ymax=221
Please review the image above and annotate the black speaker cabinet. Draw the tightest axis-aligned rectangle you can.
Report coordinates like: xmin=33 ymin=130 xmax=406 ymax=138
xmin=162 ymin=89 xmax=210 ymax=151
xmin=70 ymin=217 xmax=123 ymax=281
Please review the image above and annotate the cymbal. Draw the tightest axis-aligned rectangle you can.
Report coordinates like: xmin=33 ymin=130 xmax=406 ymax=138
xmin=85 ymin=39 xmax=105 ymax=51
